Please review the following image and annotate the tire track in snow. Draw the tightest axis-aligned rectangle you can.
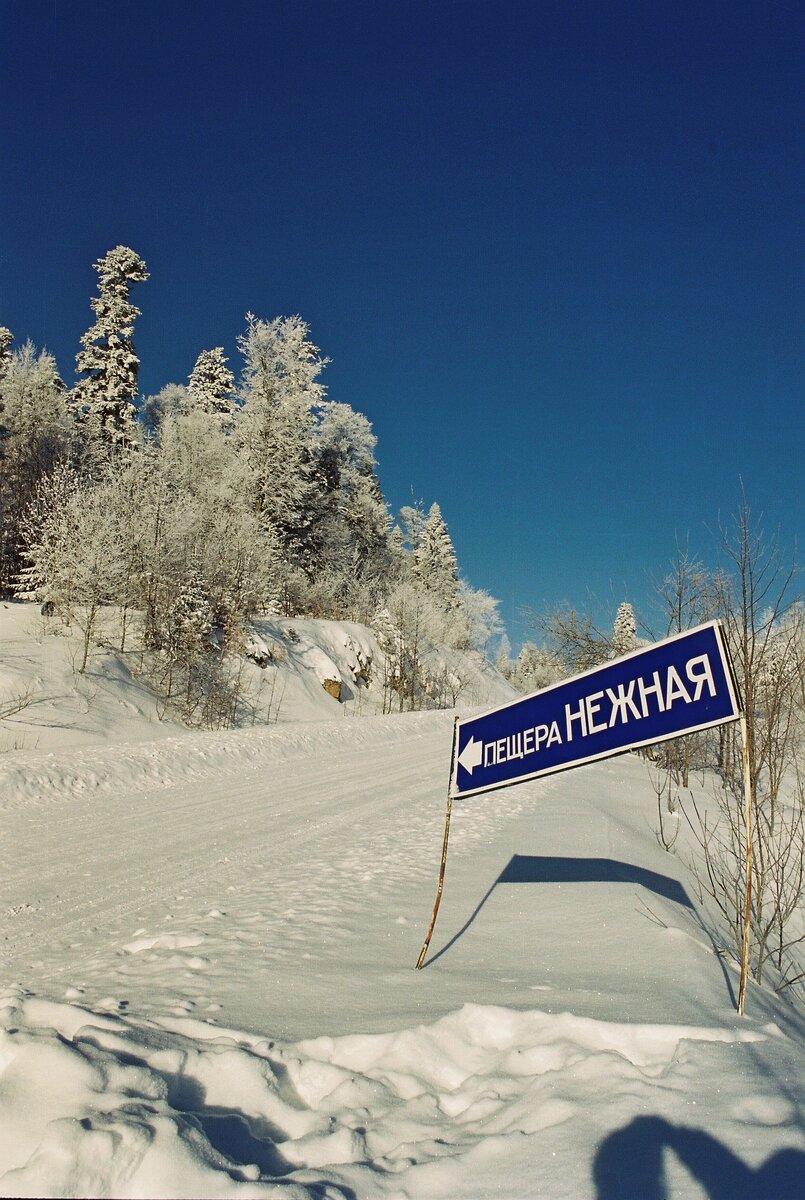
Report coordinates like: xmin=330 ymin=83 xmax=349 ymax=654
xmin=2 ymin=714 xmax=558 ymax=1032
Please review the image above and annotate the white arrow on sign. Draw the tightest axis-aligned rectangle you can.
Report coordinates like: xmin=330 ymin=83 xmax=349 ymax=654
xmin=457 ymin=736 xmax=483 ymax=775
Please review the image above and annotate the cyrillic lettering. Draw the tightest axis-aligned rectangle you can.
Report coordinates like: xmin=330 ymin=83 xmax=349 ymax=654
xmin=637 ymin=671 xmax=666 ymax=717
xmin=565 ymin=698 xmax=587 ymax=741
xmin=586 ymin=689 xmax=607 ymax=734
xmin=665 ymin=665 xmax=692 ymax=708
xmin=686 ymin=653 xmax=717 ymax=701
xmin=606 ymin=680 xmax=641 ymax=727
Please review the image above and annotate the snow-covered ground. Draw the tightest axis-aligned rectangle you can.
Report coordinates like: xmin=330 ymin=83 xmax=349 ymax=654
xmin=1 ymin=605 xmax=803 ymax=1197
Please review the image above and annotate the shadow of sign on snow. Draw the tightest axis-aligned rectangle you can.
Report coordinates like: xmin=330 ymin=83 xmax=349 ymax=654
xmin=593 ymin=1115 xmax=805 ymax=1200
xmin=424 ymin=854 xmax=692 ymax=967
xmin=498 ymin=855 xmax=692 ymax=905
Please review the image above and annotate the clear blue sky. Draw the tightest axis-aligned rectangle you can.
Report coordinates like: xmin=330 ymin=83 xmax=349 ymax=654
xmin=2 ymin=0 xmax=802 ymax=650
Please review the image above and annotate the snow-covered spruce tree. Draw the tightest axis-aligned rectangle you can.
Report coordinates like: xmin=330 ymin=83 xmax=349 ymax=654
xmin=411 ymin=502 xmax=460 ymax=610
xmin=0 ymin=327 xmax=12 ymax=459
xmin=72 ymin=246 xmax=149 ymax=459
xmin=0 ymin=341 xmax=70 ymax=594
xmin=0 ymin=327 xmax=12 ymax=376
xmin=235 ymin=314 xmax=327 ymax=580
xmin=306 ymin=402 xmax=391 ymax=617
xmin=388 ymin=524 xmax=409 ymax=581
xmin=495 ymin=633 xmax=513 ymax=680
xmin=187 ymin=347 xmax=236 ymax=423
xmin=611 ymin=601 xmax=637 ymax=657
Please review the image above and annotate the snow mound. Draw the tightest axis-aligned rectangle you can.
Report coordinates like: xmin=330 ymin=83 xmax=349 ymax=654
xmin=2 ymin=989 xmax=790 ymax=1199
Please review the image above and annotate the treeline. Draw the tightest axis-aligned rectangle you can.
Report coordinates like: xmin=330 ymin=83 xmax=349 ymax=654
xmin=0 ymin=246 xmax=501 ymax=722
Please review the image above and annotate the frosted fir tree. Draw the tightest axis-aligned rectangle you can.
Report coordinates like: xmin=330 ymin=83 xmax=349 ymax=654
xmin=235 ymin=313 xmax=327 ymax=555
xmin=611 ymin=601 xmax=637 ymax=657
xmin=308 ymin=402 xmax=390 ymax=582
xmin=0 ymin=341 xmax=70 ymax=591
xmin=1 ymin=342 xmax=68 ymax=466
xmin=412 ymin=502 xmax=460 ymax=610
xmin=495 ymin=633 xmax=513 ymax=679
xmin=0 ymin=327 xmax=11 ymax=457
xmin=167 ymin=561 xmax=213 ymax=661
xmin=73 ymin=246 xmax=149 ymax=452
xmin=0 ymin=327 xmax=12 ymax=378
xmin=388 ymin=525 xmax=409 ymax=580
xmin=187 ymin=347 xmax=236 ymax=422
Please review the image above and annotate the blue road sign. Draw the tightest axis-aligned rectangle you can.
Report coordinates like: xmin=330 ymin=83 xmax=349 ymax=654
xmin=452 ymin=621 xmax=741 ymax=799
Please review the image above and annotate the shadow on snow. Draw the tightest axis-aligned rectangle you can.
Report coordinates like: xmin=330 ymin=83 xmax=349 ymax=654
xmin=593 ymin=1115 xmax=804 ymax=1200
xmin=423 ymin=853 xmax=692 ymax=967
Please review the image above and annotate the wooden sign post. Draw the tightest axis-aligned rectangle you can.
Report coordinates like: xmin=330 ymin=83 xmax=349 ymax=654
xmin=415 ymin=718 xmax=458 ymax=970
xmin=737 ymin=714 xmax=754 ymax=1016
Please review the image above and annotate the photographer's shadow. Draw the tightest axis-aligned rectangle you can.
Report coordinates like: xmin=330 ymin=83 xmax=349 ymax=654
xmin=594 ymin=1115 xmax=804 ymax=1200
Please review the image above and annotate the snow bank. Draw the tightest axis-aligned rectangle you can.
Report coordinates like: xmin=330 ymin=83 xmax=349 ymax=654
xmin=3 ymin=989 xmax=796 ymax=1199
xmin=0 ymin=706 xmax=453 ymax=811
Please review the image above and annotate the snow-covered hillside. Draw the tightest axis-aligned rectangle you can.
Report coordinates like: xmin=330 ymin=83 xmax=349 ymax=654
xmin=1 ymin=605 xmax=803 ymax=1197
xmin=0 ymin=601 xmax=515 ymax=754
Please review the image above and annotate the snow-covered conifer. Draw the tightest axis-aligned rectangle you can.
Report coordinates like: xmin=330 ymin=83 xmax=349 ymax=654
xmin=0 ymin=327 xmax=12 ymax=456
xmin=0 ymin=327 xmax=12 ymax=378
xmin=235 ymin=314 xmax=327 ymax=556
xmin=73 ymin=246 xmax=149 ymax=453
xmin=495 ymin=633 xmax=513 ymax=680
xmin=188 ymin=348 xmax=236 ymax=422
xmin=611 ymin=601 xmax=637 ymax=657
xmin=412 ymin=502 xmax=459 ymax=609
xmin=308 ymin=402 xmax=390 ymax=589
xmin=0 ymin=342 xmax=69 ymax=593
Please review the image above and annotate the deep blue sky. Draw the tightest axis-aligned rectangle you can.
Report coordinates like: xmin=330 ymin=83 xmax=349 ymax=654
xmin=2 ymin=0 xmax=802 ymax=649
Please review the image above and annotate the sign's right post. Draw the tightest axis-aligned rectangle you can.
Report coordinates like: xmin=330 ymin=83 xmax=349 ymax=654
xmin=737 ymin=713 xmax=754 ymax=1016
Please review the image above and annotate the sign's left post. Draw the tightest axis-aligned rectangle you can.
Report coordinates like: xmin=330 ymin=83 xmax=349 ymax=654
xmin=415 ymin=717 xmax=459 ymax=970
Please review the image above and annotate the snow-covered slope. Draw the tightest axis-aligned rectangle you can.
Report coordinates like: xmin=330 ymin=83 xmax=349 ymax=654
xmin=0 ymin=606 xmax=803 ymax=1197
xmin=0 ymin=601 xmax=515 ymax=752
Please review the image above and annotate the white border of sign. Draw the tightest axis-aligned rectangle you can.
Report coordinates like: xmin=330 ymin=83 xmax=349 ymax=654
xmin=451 ymin=620 xmax=742 ymax=799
